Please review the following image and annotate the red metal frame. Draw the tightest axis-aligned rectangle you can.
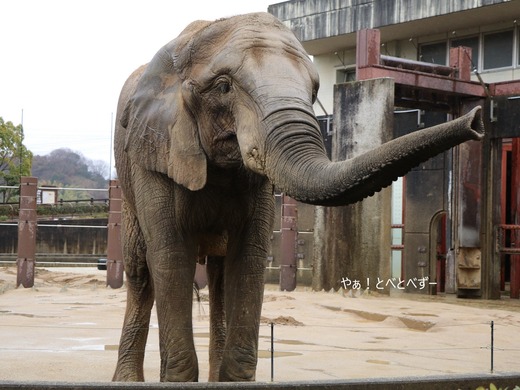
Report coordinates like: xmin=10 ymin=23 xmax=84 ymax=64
xmin=501 ymin=142 xmax=512 ymax=291
xmin=356 ymin=28 xmax=520 ymax=298
xmin=510 ymin=138 xmax=520 ymax=298
xmin=356 ymin=29 xmax=487 ymax=111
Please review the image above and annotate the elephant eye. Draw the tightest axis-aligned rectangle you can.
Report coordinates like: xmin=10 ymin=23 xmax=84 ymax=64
xmin=216 ymin=78 xmax=231 ymax=94
xmin=311 ymin=89 xmax=318 ymax=104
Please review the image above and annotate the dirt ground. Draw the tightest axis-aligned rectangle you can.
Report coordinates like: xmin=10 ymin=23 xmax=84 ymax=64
xmin=1 ymin=266 xmax=520 ymax=383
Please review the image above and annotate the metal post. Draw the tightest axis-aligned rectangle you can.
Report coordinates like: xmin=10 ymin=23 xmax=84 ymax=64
xmin=490 ymin=320 xmax=494 ymax=372
xmin=106 ymin=179 xmax=124 ymax=288
xmin=280 ymin=194 xmax=297 ymax=291
xmin=270 ymin=322 xmax=274 ymax=382
xmin=16 ymin=176 xmax=38 ymax=288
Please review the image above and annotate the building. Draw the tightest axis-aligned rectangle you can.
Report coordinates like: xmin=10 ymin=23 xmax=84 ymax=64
xmin=267 ymin=0 xmax=520 ymax=299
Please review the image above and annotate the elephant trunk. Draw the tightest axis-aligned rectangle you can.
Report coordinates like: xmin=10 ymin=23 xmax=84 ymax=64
xmin=264 ymin=106 xmax=484 ymax=207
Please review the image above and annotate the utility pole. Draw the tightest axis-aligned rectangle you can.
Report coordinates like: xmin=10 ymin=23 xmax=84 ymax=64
xmin=19 ymin=109 xmax=24 ymax=178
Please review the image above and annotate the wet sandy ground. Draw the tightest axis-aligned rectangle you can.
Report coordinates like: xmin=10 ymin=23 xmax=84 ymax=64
xmin=1 ymin=266 xmax=520 ymax=383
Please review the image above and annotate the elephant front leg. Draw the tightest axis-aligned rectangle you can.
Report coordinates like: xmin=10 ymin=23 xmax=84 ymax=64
xmin=113 ymin=204 xmax=153 ymax=382
xmin=207 ymin=256 xmax=226 ymax=381
xmin=220 ymin=256 xmax=265 ymax=381
xmin=152 ymin=250 xmax=199 ymax=382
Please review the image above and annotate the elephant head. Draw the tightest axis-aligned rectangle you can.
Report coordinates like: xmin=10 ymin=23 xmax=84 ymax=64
xmin=120 ymin=12 xmax=483 ymax=205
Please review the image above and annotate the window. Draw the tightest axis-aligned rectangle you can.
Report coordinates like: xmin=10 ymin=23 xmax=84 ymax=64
xmin=419 ymin=42 xmax=447 ymax=65
xmin=336 ymin=68 xmax=356 ymax=83
xmin=483 ymin=30 xmax=514 ymax=70
xmin=451 ymin=36 xmax=479 ymax=70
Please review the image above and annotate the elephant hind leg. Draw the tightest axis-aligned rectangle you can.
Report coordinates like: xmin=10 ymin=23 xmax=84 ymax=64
xmin=113 ymin=203 xmax=153 ymax=382
xmin=206 ymin=256 xmax=226 ymax=381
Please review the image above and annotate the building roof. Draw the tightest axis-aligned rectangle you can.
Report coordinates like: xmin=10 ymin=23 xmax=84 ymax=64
xmin=268 ymin=0 xmax=519 ymax=55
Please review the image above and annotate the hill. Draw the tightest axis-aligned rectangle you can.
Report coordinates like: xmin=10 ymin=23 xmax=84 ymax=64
xmin=31 ymin=148 xmax=109 ymax=200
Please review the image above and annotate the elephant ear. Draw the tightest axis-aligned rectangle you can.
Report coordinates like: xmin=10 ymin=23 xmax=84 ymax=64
xmin=167 ymin=94 xmax=207 ymax=191
xmin=121 ymin=21 xmax=211 ymax=191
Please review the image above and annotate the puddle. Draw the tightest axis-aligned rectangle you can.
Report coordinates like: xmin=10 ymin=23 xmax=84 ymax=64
xmin=320 ymin=305 xmax=341 ymax=312
xmin=343 ymin=309 xmax=388 ymax=322
xmin=367 ymin=359 xmax=391 ymax=365
xmin=321 ymin=305 xmax=388 ymax=321
xmin=0 ymin=311 xmax=58 ymax=318
xmin=399 ymin=317 xmax=435 ymax=331
xmin=261 ymin=315 xmax=304 ymax=326
xmin=321 ymin=305 xmax=436 ymax=331
xmin=68 ymin=344 xmax=120 ymax=351
xmin=260 ymin=335 xmax=317 ymax=348
xmin=52 ymin=302 xmax=106 ymax=306
xmin=263 ymin=295 xmax=296 ymax=302
xmin=273 ymin=339 xmax=309 ymax=346
xmin=258 ymin=350 xmax=301 ymax=358
xmin=71 ymin=322 xmax=97 ymax=326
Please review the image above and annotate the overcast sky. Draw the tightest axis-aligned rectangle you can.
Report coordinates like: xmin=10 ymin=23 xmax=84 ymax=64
xmin=0 ymin=0 xmax=277 ymax=175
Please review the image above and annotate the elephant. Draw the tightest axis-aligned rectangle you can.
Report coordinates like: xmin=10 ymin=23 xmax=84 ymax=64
xmin=112 ymin=12 xmax=484 ymax=382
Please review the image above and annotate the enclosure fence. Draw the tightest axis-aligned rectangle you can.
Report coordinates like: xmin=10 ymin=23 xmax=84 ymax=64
xmin=0 ymin=178 xmax=123 ymax=288
xmin=1 ymin=309 xmax=519 ymax=383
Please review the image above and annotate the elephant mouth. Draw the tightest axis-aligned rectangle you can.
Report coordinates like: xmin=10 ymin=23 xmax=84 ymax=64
xmin=214 ymin=131 xmax=237 ymax=142
xmin=211 ymin=132 xmax=242 ymax=168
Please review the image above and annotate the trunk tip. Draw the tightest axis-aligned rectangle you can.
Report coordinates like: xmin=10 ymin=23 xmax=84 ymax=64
xmin=468 ymin=106 xmax=485 ymax=140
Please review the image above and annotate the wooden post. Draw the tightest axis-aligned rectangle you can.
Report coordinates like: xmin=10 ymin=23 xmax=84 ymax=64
xmin=16 ymin=176 xmax=38 ymax=288
xmin=106 ymin=179 xmax=124 ymax=288
xmin=280 ymin=194 xmax=297 ymax=291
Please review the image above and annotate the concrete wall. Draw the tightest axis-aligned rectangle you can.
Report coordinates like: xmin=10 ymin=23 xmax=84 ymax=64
xmin=0 ymin=219 xmax=107 ymax=262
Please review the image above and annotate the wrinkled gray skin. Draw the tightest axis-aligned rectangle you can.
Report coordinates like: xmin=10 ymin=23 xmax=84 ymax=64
xmin=112 ymin=12 xmax=484 ymax=382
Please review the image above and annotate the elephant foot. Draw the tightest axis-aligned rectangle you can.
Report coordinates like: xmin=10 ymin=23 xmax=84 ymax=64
xmin=160 ymin=350 xmax=199 ymax=382
xmin=112 ymin=365 xmax=145 ymax=382
xmin=161 ymin=370 xmax=199 ymax=382
xmin=113 ymin=352 xmax=146 ymax=382
xmin=218 ymin=353 xmax=257 ymax=382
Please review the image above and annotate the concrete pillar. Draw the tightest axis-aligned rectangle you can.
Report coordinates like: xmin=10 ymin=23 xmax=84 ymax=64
xmin=454 ymin=102 xmax=485 ymax=298
xmin=313 ymin=78 xmax=393 ymax=293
